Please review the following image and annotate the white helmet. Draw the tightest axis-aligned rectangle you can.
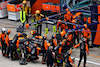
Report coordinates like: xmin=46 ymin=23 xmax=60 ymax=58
xmin=1 ymin=28 xmax=6 ymax=33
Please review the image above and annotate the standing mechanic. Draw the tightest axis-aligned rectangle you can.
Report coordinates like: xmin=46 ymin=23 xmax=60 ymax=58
xmin=65 ymin=50 xmax=74 ymax=67
xmin=21 ymin=0 xmax=31 ymax=27
xmin=65 ymin=31 xmax=73 ymax=51
xmin=0 ymin=28 xmax=6 ymax=56
xmin=72 ymin=38 xmax=89 ymax=67
xmin=64 ymin=8 xmax=73 ymax=22
xmin=57 ymin=20 xmax=68 ymax=32
xmin=46 ymin=44 xmax=55 ymax=67
xmin=57 ymin=20 xmax=68 ymax=38
xmin=32 ymin=10 xmax=44 ymax=35
xmin=5 ymin=30 xmax=11 ymax=58
xmin=72 ymin=20 xmax=79 ymax=45
xmin=42 ymin=35 xmax=48 ymax=64
xmin=82 ymin=24 xmax=91 ymax=47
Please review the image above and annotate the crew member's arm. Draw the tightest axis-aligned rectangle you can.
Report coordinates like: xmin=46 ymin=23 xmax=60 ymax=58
xmin=44 ymin=41 xmax=48 ymax=50
xmin=88 ymin=17 xmax=91 ymax=24
xmin=37 ymin=47 xmax=41 ymax=55
xmin=64 ymin=14 xmax=67 ymax=21
xmin=5 ymin=35 xmax=9 ymax=47
xmin=53 ymin=39 xmax=57 ymax=47
xmin=29 ymin=7 xmax=31 ymax=11
xmin=28 ymin=47 xmax=31 ymax=53
xmin=57 ymin=24 xmax=59 ymax=31
xmin=73 ymin=43 xmax=80 ymax=48
xmin=59 ymin=47 xmax=62 ymax=54
xmin=66 ymin=24 xmax=68 ymax=29
xmin=66 ymin=34 xmax=69 ymax=39
xmin=0 ymin=34 xmax=1 ymax=41
xmin=16 ymin=39 xmax=20 ymax=48
xmin=87 ymin=29 xmax=91 ymax=38
xmin=85 ymin=43 xmax=89 ymax=53
xmin=71 ymin=13 xmax=73 ymax=18
xmin=82 ymin=29 xmax=84 ymax=37
xmin=40 ymin=14 xmax=44 ymax=17
xmin=69 ymin=56 xmax=74 ymax=63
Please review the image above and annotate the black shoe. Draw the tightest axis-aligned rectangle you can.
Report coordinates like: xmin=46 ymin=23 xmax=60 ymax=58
xmin=5 ymin=56 xmax=10 ymax=58
xmin=2 ymin=53 xmax=5 ymax=56
xmin=33 ymin=60 xmax=36 ymax=63
xmin=11 ymin=58 xmax=14 ymax=61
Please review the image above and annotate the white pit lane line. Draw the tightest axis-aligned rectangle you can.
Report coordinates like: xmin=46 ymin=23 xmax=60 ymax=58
xmin=71 ymin=57 xmax=100 ymax=66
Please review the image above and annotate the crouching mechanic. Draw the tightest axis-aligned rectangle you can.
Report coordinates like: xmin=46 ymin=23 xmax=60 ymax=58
xmin=65 ymin=50 xmax=74 ymax=67
xmin=11 ymin=33 xmax=22 ymax=60
xmin=54 ymin=41 xmax=65 ymax=67
xmin=5 ymin=30 xmax=11 ymax=58
xmin=72 ymin=38 xmax=89 ymax=67
xmin=24 ymin=42 xmax=31 ymax=61
xmin=19 ymin=41 xmax=31 ymax=65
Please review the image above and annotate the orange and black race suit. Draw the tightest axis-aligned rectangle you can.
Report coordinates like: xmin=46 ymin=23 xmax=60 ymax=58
xmin=31 ymin=44 xmax=40 ymax=61
xmin=88 ymin=17 xmax=91 ymax=24
xmin=58 ymin=46 xmax=62 ymax=54
xmin=65 ymin=33 xmax=73 ymax=51
xmin=46 ymin=49 xmax=54 ymax=66
xmin=5 ymin=34 xmax=10 ymax=57
xmin=82 ymin=28 xmax=91 ymax=38
xmin=64 ymin=11 xmax=73 ymax=28
xmin=73 ymin=43 xmax=89 ymax=67
xmin=58 ymin=42 xmax=65 ymax=54
xmin=52 ymin=39 xmax=57 ymax=50
xmin=83 ymin=17 xmax=87 ymax=24
xmin=66 ymin=56 xmax=74 ymax=67
xmin=66 ymin=33 xmax=73 ymax=43
xmin=37 ymin=47 xmax=41 ymax=55
xmin=26 ymin=47 xmax=31 ymax=54
xmin=24 ymin=46 xmax=31 ymax=59
xmin=73 ymin=25 xmax=79 ymax=45
xmin=54 ymin=42 xmax=65 ymax=66
xmin=82 ymin=28 xmax=91 ymax=46
xmin=42 ymin=39 xmax=48 ymax=63
xmin=57 ymin=23 xmax=68 ymax=31
xmin=64 ymin=11 xmax=73 ymax=22
xmin=11 ymin=36 xmax=19 ymax=60
xmin=0 ymin=33 xmax=6 ymax=56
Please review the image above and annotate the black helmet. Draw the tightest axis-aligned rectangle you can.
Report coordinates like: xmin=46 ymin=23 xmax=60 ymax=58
xmin=67 ymin=50 xmax=72 ymax=56
xmin=82 ymin=38 xmax=87 ymax=42
xmin=52 ymin=34 xmax=56 ymax=39
xmin=43 ymin=36 xmax=46 ymax=40
xmin=24 ymin=42 xmax=28 ymax=46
